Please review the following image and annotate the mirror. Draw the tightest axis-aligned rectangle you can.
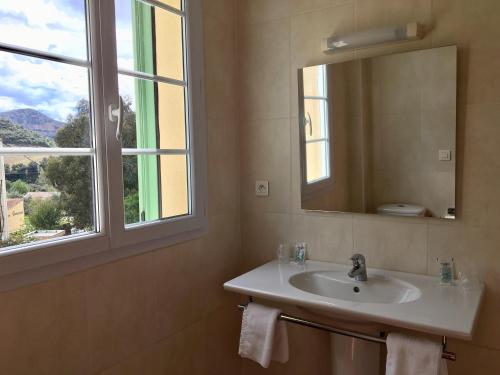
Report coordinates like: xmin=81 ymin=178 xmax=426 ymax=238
xmin=298 ymin=46 xmax=457 ymax=219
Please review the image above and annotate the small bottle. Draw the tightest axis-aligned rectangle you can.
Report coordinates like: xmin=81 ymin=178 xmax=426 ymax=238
xmin=293 ymin=242 xmax=307 ymax=265
xmin=276 ymin=243 xmax=290 ymax=264
xmin=438 ymin=258 xmax=454 ymax=285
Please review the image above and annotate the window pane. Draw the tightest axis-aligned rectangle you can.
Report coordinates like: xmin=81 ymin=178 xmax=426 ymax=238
xmin=115 ymin=0 xmax=185 ymax=81
xmin=118 ymin=75 xmax=187 ymax=150
xmin=0 ymin=154 xmax=96 ymax=249
xmin=306 ymin=142 xmax=329 ymax=183
xmin=122 ymin=154 xmax=189 ymax=225
xmin=157 ymin=0 xmax=182 ymax=10
xmin=0 ymin=0 xmax=88 ymax=60
xmin=0 ymin=51 xmax=92 ymax=147
xmin=160 ymin=155 xmax=188 ymax=218
xmin=304 ymin=99 xmax=328 ymax=141
xmin=303 ymin=65 xmax=327 ymax=97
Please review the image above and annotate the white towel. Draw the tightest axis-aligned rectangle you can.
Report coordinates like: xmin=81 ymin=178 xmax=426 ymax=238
xmin=238 ymin=303 xmax=289 ymax=368
xmin=386 ymin=333 xmax=448 ymax=375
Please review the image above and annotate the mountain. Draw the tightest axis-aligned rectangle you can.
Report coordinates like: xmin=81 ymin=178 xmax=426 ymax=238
xmin=0 ymin=109 xmax=65 ymax=139
xmin=0 ymin=119 xmax=54 ymax=147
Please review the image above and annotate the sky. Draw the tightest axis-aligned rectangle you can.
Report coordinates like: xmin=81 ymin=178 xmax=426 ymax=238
xmin=0 ymin=0 xmax=135 ymax=121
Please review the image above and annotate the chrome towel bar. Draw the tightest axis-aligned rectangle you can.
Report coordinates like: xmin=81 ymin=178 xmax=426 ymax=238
xmin=237 ymin=303 xmax=456 ymax=361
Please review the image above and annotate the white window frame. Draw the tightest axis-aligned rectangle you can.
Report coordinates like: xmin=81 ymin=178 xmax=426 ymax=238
xmin=0 ymin=0 xmax=207 ymax=289
xmin=298 ymin=66 xmax=334 ymax=201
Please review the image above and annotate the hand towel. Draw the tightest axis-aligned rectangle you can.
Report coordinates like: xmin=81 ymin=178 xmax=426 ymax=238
xmin=238 ymin=303 xmax=289 ymax=368
xmin=386 ymin=333 xmax=448 ymax=375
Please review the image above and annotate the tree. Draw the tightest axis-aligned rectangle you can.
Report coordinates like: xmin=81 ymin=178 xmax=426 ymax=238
xmin=44 ymin=99 xmax=138 ymax=229
xmin=5 ymin=162 xmax=39 ymax=184
xmin=8 ymin=179 xmax=28 ymax=197
xmin=0 ymin=119 xmax=54 ymax=147
xmin=124 ymin=191 xmax=139 ymax=224
xmin=28 ymin=198 xmax=62 ymax=230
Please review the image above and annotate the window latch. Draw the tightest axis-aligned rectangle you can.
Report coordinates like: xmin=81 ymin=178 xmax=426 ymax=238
xmin=108 ymin=96 xmax=124 ymax=141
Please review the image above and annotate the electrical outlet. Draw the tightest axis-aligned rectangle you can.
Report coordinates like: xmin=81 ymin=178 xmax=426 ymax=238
xmin=438 ymin=149 xmax=451 ymax=161
xmin=255 ymin=180 xmax=269 ymax=196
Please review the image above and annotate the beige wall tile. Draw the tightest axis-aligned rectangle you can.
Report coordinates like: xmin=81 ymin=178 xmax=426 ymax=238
xmin=238 ymin=0 xmax=290 ymax=25
xmin=290 ymin=213 xmax=354 ymax=263
xmin=376 ymin=114 xmax=421 ymax=170
xmin=421 ymin=171 xmax=455 ymax=218
xmin=0 ymin=273 xmax=89 ymax=375
xmin=240 ymin=18 xmax=290 ymax=121
xmin=462 ymin=165 xmax=500 ymax=229
xmin=462 ymin=103 xmax=500 ymax=171
xmin=420 ymin=47 xmax=457 ymax=111
xmin=208 ymin=118 xmax=240 ymax=215
xmin=372 ymin=171 xmax=423 ymax=209
xmin=290 ymin=0 xmax=353 ymax=15
xmin=85 ymin=255 xmax=156 ymax=373
xmin=431 ymin=0 xmax=500 ymax=50
xmin=203 ymin=0 xmax=235 ymax=27
xmin=152 ymin=240 xmax=203 ymax=341
xmin=446 ymin=341 xmax=500 ymax=374
xmin=205 ymin=14 xmax=237 ymax=121
xmin=194 ymin=214 xmax=242 ymax=314
xmin=149 ymin=321 xmax=205 ymax=375
xmin=241 ymin=213 xmax=291 ymax=270
xmin=353 ymin=215 xmax=428 ymax=273
xmin=201 ymin=299 xmax=243 ymax=375
xmin=420 ymin=109 xmax=456 ymax=172
xmin=457 ymin=48 xmax=500 ymax=106
xmin=241 ymin=118 xmax=291 ymax=214
xmin=356 ymin=0 xmax=432 ymax=31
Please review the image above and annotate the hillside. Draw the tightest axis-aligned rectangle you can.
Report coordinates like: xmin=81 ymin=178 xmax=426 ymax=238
xmin=0 ymin=109 xmax=64 ymax=139
xmin=0 ymin=119 xmax=54 ymax=147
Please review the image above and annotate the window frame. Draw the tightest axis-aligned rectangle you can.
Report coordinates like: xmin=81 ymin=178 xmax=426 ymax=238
xmin=298 ymin=66 xmax=335 ymax=201
xmin=0 ymin=0 xmax=207 ymax=286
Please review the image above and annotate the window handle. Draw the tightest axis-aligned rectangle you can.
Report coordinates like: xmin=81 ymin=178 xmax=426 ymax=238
xmin=108 ymin=96 xmax=124 ymax=141
xmin=304 ymin=112 xmax=312 ymax=137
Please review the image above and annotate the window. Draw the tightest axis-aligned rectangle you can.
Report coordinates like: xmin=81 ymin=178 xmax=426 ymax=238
xmin=300 ymin=64 xmax=332 ymax=191
xmin=0 ymin=0 xmax=206 ymax=278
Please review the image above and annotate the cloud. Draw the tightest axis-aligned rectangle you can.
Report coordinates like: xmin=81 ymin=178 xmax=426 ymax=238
xmin=0 ymin=1 xmax=139 ymax=120
xmin=0 ymin=10 xmax=29 ymax=26
xmin=0 ymin=52 xmax=88 ymax=120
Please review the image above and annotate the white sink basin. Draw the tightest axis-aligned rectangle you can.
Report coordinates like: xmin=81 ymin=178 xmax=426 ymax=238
xmin=224 ymin=260 xmax=484 ymax=339
xmin=289 ymin=271 xmax=421 ymax=304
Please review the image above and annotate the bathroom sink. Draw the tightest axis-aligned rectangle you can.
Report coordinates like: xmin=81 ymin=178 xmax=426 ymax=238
xmin=224 ymin=260 xmax=484 ymax=339
xmin=289 ymin=270 xmax=421 ymax=304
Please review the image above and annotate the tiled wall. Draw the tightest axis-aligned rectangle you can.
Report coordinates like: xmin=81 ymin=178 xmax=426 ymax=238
xmin=0 ymin=1 xmax=242 ymax=374
xmin=370 ymin=46 xmax=456 ymax=218
xmin=238 ymin=0 xmax=500 ymax=373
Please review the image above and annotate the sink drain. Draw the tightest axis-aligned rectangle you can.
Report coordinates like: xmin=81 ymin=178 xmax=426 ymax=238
xmin=353 ymin=286 xmax=360 ymax=293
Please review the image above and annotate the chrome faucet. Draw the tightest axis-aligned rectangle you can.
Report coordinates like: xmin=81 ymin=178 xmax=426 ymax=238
xmin=348 ymin=254 xmax=367 ymax=282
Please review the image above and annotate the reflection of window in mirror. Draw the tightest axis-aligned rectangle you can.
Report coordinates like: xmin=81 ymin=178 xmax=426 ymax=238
xmin=302 ymin=65 xmax=331 ymax=186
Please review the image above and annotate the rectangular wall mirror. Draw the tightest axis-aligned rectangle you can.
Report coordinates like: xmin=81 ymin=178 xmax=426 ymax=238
xmin=298 ymin=45 xmax=457 ymax=219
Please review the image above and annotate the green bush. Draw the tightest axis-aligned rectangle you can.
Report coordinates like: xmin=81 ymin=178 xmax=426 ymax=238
xmin=124 ymin=191 xmax=139 ymax=224
xmin=28 ymin=198 xmax=62 ymax=230
xmin=0 ymin=224 xmax=34 ymax=247
xmin=8 ymin=179 xmax=29 ymax=197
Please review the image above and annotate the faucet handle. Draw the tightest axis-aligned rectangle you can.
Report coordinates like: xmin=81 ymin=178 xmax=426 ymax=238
xmin=350 ymin=254 xmax=366 ymax=265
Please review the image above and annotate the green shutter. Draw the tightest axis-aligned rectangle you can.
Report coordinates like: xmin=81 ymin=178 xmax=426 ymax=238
xmin=132 ymin=1 xmax=159 ymax=221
